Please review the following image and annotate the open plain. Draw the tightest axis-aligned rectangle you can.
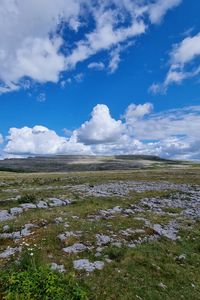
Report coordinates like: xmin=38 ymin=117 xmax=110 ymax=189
xmin=0 ymin=157 xmax=200 ymax=299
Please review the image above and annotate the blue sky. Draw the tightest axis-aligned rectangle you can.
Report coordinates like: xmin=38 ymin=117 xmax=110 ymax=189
xmin=0 ymin=0 xmax=200 ymax=159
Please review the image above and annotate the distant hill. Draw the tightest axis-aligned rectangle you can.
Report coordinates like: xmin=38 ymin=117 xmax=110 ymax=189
xmin=0 ymin=155 xmax=178 ymax=173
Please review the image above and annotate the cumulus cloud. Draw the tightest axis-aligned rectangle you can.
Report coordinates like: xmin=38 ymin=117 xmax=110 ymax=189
xmin=77 ymin=103 xmax=200 ymax=159
xmin=150 ymin=32 xmax=200 ymax=93
xmin=2 ymin=103 xmax=200 ymax=160
xmin=76 ymin=104 xmax=124 ymax=145
xmin=124 ymin=103 xmax=153 ymax=123
xmin=5 ymin=125 xmax=92 ymax=155
xmin=0 ymin=0 xmax=182 ymax=93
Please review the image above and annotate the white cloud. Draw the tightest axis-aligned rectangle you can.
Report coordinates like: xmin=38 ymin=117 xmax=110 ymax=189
xmin=37 ymin=92 xmax=46 ymax=102
xmin=76 ymin=104 xmax=124 ymax=145
xmin=148 ymin=83 xmax=161 ymax=94
xmin=125 ymin=104 xmax=200 ymax=141
xmin=65 ymin=19 xmax=146 ymax=70
xmin=0 ymin=0 xmax=182 ymax=93
xmin=151 ymin=32 xmax=200 ymax=92
xmin=76 ymin=103 xmax=200 ymax=159
xmin=108 ymin=48 xmax=121 ymax=74
xmin=2 ymin=103 xmax=200 ymax=160
xmin=88 ymin=62 xmax=105 ymax=71
xmin=148 ymin=0 xmax=182 ymax=24
xmin=0 ymin=134 xmax=3 ymax=144
xmin=74 ymin=73 xmax=84 ymax=83
xmin=124 ymin=103 xmax=153 ymax=123
xmin=5 ymin=125 xmax=92 ymax=155
xmin=0 ymin=0 xmax=81 ymax=93
xmin=170 ymin=33 xmax=200 ymax=65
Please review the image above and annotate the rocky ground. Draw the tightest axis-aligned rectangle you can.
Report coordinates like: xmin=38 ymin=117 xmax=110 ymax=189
xmin=0 ymin=168 xmax=200 ymax=299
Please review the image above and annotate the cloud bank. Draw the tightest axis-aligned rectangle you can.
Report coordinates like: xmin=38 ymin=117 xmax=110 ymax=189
xmin=1 ymin=103 xmax=200 ymax=160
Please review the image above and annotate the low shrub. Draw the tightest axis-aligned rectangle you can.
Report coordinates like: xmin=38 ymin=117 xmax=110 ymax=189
xmin=17 ymin=193 xmax=37 ymax=204
xmin=104 ymin=246 xmax=126 ymax=262
xmin=0 ymin=267 xmax=88 ymax=300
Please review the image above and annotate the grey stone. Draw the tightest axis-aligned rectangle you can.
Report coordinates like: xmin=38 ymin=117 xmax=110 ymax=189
xmin=3 ymin=225 xmax=10 ymax=232
xmin=63 ymin=199 xmax=71 ymax=205
xmin=152 ymin=221 xmax=179 ymax=241
xmin=128 ymin=234 xmax=159 ymax=248
xmin=0 ymin=247 xmax=22 ymax=259
xmin=54 ymin=217 xmax=63 ymax=224
xmin=63 ymin=243 xmax=87 ymax=254
xmin=21 ymin=224 xmax=37 ymax=237
xmin=119 ymin=228 xmax=145 ymax=237
xmin=10 ymin=207 xmax=23 ymax=216
xmin=73 ymin=259 xmax=104 ymax=272
xmin=0 ymin=231 xmax=21 ymax=239
xmin=96 ymin=234 xmax=111 ymax=246
xmin=49 ymin=198 xmax=64 ymax=207
xmin=0 ymin=223 xmax=37 ymax=240
xmin=58 ymin=231 xmax=82 ymax=241
xmin=51 ymin=263 xmax=66 ymax=273
xmin=20 ymin=203 xmax=37 ymax=209
xmin=124 ymin=209 xmax=134 ymax=215
xmin=72 ymin=180 xmax=192 ymax=198
xmin=37 ymin=201 xmax=48 ymax=209
xmin=0 ymin=210 xmax=13 ymax=222
xmin=111 ymin=242 xmax=122 ymax=248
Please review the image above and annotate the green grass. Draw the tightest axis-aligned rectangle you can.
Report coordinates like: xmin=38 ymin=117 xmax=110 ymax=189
xmin=0 ymin=251 xmax=88 ymax=300
xmin=0 ymin=167 xmax=200 ymax=299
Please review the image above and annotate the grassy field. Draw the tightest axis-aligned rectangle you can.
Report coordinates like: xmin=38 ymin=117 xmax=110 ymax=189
xmin=0 ymin=165 xmax=200 ymax=299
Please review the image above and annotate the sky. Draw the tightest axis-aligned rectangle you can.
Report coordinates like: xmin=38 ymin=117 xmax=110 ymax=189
xmin=0 ymin=0 xmax=200 ymax=160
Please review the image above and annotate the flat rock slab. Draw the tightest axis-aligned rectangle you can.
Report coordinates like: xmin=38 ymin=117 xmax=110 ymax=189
xmin=37 ymin=201 xmax=48 ymax=209
xmin=0 ymin=210 xmax=13 ymax=222
xmin=152 ymin=221 xmax=179 ymax=241
xmin=0 ymin=247 xmax=22 ymax=259
xmin=96 ymin=234 xmax=111 ymax=246
xmin=73 ymin=259 xmax=104 ymax=272
xmin=20 ymin=203 xmax=37 ymax=209
xmin=72 ymin=181 xmax=192 ymax=197
xmin=0 ymin=198 xmax=72 ymax=223
xmin=49 ymin=198 xmax=64 ymax=207
xmin=10 ymin=207 xmax=23 ymax=216
xmin=63 ymin=243 xmax=87 ymax=254
xmin=58 ymin=231 xmax=82 ymax=242
xmin=0 ymin=223 xmax=38 ymax=240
